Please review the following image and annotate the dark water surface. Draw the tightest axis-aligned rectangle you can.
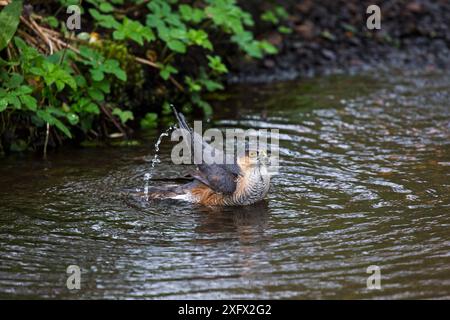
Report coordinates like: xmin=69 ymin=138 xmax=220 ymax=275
xmin=1 ymin=70 xmax=449 ymax=299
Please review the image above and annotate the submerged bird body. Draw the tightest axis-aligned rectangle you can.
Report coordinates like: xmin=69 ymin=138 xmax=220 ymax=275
xmin=146 ymin=108 xmax=271 ymax=206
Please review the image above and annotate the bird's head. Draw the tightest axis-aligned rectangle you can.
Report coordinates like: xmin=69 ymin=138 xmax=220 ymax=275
xmin=237 ymin=148 xmax=270 ymax=174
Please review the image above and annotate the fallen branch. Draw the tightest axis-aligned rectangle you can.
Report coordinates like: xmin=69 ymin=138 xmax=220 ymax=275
xmin=99 ymin=104 xmax=127 ymax=138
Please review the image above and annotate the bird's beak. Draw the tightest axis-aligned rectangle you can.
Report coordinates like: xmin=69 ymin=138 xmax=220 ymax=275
xmin=257 ymin=150 xmax=269 ymax=165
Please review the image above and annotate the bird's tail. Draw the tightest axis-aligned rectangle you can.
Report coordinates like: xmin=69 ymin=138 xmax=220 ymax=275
xmin=143 ymin=181 xmax=198 ymax=200
xmin=172 ymin=105 xmax=192 ymax=133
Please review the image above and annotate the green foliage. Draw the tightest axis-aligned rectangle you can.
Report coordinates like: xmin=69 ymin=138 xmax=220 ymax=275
xmin=0 ymin=0 xmax=23 ymax=51
xmin=112 ymin=18 xmax=155 ymax=45
xmin=140 ymin=112 xmax=158 ymax=129
xmin=0 ymin=0 xmax=286 ymax=152
xmin=261 ymin=5 xmax=292 ymax=35
xmin=112 ymin=107 xmax=134 ymax=124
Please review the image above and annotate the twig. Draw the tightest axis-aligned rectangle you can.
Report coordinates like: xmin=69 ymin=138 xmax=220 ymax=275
xmin=115 ymin=0 xmax=150 ymax=14
xmin=43 ymin=122 xmax=49 ymax=159
xmin=99 ymin=104 xmax=127 ymax=137
xmin=20 ymin=16 xmax=54 ymax=55
xmin=135 ymin=56 xmax=184 ymax=91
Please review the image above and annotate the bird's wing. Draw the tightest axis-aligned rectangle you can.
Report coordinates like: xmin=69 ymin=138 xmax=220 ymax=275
xmin=172 ymin=106 xmax=241 ymax=194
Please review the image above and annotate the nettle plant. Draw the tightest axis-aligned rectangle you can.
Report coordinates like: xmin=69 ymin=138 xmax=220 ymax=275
xmin=0 ymin=0 xmax=283 ymax=154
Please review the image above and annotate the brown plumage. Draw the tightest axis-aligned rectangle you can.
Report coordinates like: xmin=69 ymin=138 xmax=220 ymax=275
xmin=146 ymin=107 xmax=271 ymax=206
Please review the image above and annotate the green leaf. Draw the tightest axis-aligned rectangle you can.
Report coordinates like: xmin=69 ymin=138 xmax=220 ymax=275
xmin=66 ymin=112 xmax=79 ymax=125
xmin=187 ymin=29 xmax=212 ymax=50
xmin=140 ymin=112 xmax=158 ymax=129
xmin=84 ymin=102 xmax=100 ymax=114
xmin=207 ymin=55 xmax=228 ymax=74
xmin=88 ymin=88 xmax=104 ymax=101
xmin=53 ymin=119 xmax=72 ymax=138
xmin=94 ymin=79 xmax=110 ymax=93
xmin=82 ymin=100 xmax=100 ymax=114
xmin=112 ymin=108 xmax=134 ymax=124
xmin=91 ymin=69 xmax=104 ymax=81
xmin=0 ymin=0 xmax=23 ymax=51
xmin=16 ymin=85 xmax=33 ymax=95
xmin=179 ymin=4 xmax=204 ymax=23
xmin=0 ymin=98 xmax=7 ymax=112
xmin=278 ymin=26 xmax=292 ymax=34
xmin=36 ymin=109 xmax=72 ymax=138
xmin=159 ymin=64 xmax=178 ymax=80
xmin=8 ymin=73 xmax=24 ymax=88
xmin=99 ymin=2 xmax=114 ymax=13
xmin=45 ymin=16 xmax=59 ymax=28
xmin=113 ymin=18 xmax=155 ymax=45
xmin=167 ymin=40 xmax=186 ymax=53
xmin=259 ymin=40 xmax=278 ymax=54
xmin=261 ymin=11 xmax=279 ymax=24
xmin=20 ymin=95 xmax=37 ymax=111
xmin=103 ymin=59 xmax=127 ymax=81
xmin=185 ymin=76 xmax=201 ymax=92
xmin=7 ymin=95 xmax=21 ymax=109
xmin=89 ymin=9 xmax=120 ymax=29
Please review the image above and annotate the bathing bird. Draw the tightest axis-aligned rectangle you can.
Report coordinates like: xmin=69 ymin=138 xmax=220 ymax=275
xmin=145 ymin=107 xmax=271 ymax=206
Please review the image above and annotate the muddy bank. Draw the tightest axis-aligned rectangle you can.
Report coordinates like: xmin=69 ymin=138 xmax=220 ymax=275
xmin=228 ymin=0 xmax=450 ymax=83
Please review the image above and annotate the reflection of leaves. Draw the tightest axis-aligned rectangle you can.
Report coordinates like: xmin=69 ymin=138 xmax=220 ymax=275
xmin=0 ymin=0 xmax=23 ymax=51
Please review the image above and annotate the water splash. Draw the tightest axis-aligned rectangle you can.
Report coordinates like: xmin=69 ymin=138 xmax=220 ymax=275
xmin=142 ymin=125 xmax=176 ymax=197
xmin=150 ymin=126 xmax=174 ymax=169
xmin=143 ymin=172 xmax=150 ymax=200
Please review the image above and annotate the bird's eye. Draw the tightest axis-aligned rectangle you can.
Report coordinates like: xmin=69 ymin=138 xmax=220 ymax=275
xmin=249 ymin=151 xmax=257 ymax=158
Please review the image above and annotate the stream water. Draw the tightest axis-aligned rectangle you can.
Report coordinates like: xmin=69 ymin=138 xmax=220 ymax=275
xmin=0 ymin=70 xmax=449 ymax=299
